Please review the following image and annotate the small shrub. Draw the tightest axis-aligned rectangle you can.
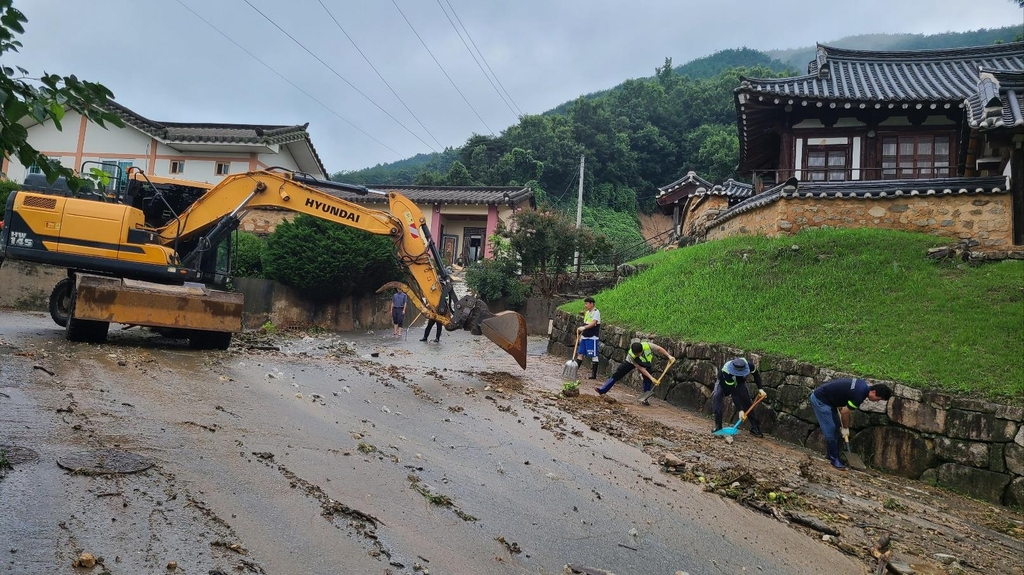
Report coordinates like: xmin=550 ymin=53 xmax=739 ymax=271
xmin=561 ymin=380 xmax=580 ymax=397
xmin=883 ymin=497 xmax=907 ymax=512
xmin=0 ymin=179 xmax=19 ymax=220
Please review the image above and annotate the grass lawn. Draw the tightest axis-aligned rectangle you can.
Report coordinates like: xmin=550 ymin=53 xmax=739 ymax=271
xmin=563 ymin=228 xmax=1024 ymax=404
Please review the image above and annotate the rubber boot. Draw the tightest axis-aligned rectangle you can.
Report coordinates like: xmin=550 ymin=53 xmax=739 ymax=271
xmin=826 ymin=439 xmax=845 ymax=469
xmin=588 ymin=364 xmax=598 ymax=380
xmin=596 ymin=377 xmax=615 ymax=395
xmin=714 ymin=412 xmax=723 ymax=433
xmin=749 ymin=414 xmax=763 ymax=437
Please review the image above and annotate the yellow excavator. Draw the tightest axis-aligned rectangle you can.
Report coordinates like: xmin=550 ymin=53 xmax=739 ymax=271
xmin=0 ymin=168 xmax=527 ymax=368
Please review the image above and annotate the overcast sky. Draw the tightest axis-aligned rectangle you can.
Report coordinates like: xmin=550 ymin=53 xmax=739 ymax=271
xmin=12 ymin=0 xmax=1024 ymax=173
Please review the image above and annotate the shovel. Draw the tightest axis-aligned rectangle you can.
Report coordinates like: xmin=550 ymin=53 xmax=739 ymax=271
xmin=562 ymin=332 xmax=581 ymax=380
xmin=637 ymin=356 xmax=676 ymax=403
xmin=838 ymin=410 xmax=867 ymax=470
xmin=712 ymin=392 xmax=766 ymax=436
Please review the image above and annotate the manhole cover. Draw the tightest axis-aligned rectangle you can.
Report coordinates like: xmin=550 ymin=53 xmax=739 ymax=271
xmin=57 ymin=449 xmax=153 ymax=475
xmin=0 ymin=445 xmax=40 ymax=466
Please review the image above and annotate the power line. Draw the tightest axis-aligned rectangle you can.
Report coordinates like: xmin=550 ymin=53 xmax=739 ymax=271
xmin=241 ymin=0 xmax=438 ymax=153
xmin=174 ymin=0 xmax=402 ymax=157
xmin=390 ymin=0 xmax=494 ymax=136
xmin=317 ymin=0 xmax=444 ymax=150
xmin=441 ymin=0 xmax=524 ymax=118
xmin=434 ymin=0 xmax=519 ymax=120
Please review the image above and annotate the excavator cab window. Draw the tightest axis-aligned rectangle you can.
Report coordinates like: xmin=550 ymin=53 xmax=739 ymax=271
xmin=201 ymin=234 xmax=233 ymax=289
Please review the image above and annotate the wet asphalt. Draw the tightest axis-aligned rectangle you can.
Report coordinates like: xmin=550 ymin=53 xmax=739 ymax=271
xmin=0 ymin=311 xmax=863 ymax=574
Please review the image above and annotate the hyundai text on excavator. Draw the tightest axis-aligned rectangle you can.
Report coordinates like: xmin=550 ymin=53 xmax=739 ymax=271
xmin=0 ymin=168 xmax=528 ymax=368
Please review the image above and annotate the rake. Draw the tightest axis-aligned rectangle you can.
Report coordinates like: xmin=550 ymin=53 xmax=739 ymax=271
xmin=562 ymin=332 xmax=581 ymax=380
xmin=637 ymin=356 xmax=676 ymax=403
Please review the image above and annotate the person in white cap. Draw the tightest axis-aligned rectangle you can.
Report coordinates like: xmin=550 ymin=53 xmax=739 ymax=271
xmin=712 ymin=357 xmax=766 ymax=436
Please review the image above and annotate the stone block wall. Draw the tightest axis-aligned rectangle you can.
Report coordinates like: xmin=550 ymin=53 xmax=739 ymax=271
xmin=550 ymin=309 xmax=1023 ymax=508
xmin=0 ymin=260 xmax=66 ymax=311
xmin=234 ymin=277 xmax=393 ymax=331
xmin=239 ymin=208 xmax=292 ymax=236
xmin=705 ymin=195 xmax=1014 ymax=248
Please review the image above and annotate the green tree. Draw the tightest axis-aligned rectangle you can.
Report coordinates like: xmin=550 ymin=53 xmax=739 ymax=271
xmin=444 ymin=160 xmax=475 ymax=186
xmin=496 ymin=147 xmax=543 ymax=185
xmin=262 ymin=215 xmax=402 ymax=300
xmin=464 ymin=234 xmax=529 ymax=308
xmin=0 ymin=0 xmax=123 ymax=185
xmin=230 ymin=231 xmax=266 ymax=278
xmin=503 ymin=210 xmax=608 ymax=297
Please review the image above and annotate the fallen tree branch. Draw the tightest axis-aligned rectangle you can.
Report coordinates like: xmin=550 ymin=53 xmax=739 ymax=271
xmin=786 ymin=511 xmax=839 ymax=536
xmin=33 ymin=365 xmax=55 ymax=376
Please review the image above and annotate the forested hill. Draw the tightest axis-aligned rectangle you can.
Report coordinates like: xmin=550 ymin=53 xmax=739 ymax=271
xmin=334 ymin=25 xmax=1023 ymax=230
xmin=673 ymin=48 xmax=794 ymax=79
xmin=768 ymin=25 xmax=1022 ymax=71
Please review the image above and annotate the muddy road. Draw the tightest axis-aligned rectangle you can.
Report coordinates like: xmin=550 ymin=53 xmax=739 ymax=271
xmin=1 ymin=310 xmax=1021 ymax=575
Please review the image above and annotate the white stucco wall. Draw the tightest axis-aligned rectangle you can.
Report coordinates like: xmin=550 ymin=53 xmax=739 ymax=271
xmin=83 ymin=121 xmax=153 ymax=155
xmin=26 ymin=112 xmax=82 ymax=153
xmin=258 ymin=148 xmax=298 ymax=171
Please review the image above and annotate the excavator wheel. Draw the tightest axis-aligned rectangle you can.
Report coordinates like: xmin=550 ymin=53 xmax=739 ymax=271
xmin=65 ymin=287 xmax=109 ymax=344
xmin=188 ymin=330 xmax=232 ymax=350
xmin=49 ymin=278 xmax=73 ymax=327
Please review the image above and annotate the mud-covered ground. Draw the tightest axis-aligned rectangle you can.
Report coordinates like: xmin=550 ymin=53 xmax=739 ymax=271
xmin=1 ymin=310 xmax=1021 ymax=575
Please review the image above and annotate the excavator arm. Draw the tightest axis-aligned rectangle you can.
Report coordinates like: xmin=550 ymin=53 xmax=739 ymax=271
xmin=155 ymin=169 xmax=527 ymax=368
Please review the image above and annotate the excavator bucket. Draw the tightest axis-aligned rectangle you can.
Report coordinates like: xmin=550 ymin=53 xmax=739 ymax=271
xmin=480 ymin=311 xmax=528 ymax=369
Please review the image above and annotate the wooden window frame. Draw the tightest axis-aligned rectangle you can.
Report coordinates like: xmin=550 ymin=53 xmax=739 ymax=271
xmin=803 ymin=144 xmax=850 ymax=182
xmin=215 ymin=162 xmax=230 ymax=176
xmin=169 ymin=160 xmax=185 ymax=174
xmin=877 ymin=131 xmax=955 ymax=180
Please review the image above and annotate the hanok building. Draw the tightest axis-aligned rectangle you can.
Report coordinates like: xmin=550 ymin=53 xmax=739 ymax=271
xmin=654 ymin=171 xmax=754 ymax=237
xmin=243 ymin=183 xmax=535 ymax=266
xmin=706 ymin=42 xmax=1024 ymax=247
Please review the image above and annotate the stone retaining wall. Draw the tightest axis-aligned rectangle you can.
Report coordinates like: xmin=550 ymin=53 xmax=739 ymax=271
xmin=704 ymin=194 xmax=1014 ymax=247
xmin=549 ymin=310 xmax=1023 ymax=508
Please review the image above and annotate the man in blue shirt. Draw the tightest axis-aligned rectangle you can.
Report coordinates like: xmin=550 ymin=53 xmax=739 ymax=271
xmin=810 ymin=378 xmax=892 ymax=470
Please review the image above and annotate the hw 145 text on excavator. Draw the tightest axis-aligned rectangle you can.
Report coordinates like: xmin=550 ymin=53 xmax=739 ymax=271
xmin=0 ymin=168 xmax=527 ymax=368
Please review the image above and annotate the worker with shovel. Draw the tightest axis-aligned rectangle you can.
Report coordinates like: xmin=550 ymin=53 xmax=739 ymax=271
xmin=809 ymin=378 xmax=892 ymax=471
xmin=573 ymin=297 xmax=602 ymax=380
xmin=712 ymin=357 xmax=767 ymax=437
xmin=595 ymin=340 xmax=671 ymax=404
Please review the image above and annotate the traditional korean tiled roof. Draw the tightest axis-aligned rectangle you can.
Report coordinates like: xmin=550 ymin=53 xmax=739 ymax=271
xmin=657 ymin=172 xmax=749 ymax=207
xmin=735 ymin=42 xmax=1024 ymax=173
xmin=313 ymin=183 xmax=535 ymax=206
xmin=103 ymin=101 xmax=327 ymax=175
xmin=657 ymin=171 xmax=714 ymax=197
xmin=711 ymin=179 xmax=755 ymax=199
xmin=966 ymin=69 xmax=1024 ymax=131
xmin=656 ymin=172 xmax=756 ymax=212
xmin=709 ymin=176 xmax=1009 ymax=229
xmin=739 ymin=43 xmax=1024 ymax=103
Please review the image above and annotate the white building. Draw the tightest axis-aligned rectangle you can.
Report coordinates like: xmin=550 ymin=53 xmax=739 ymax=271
xmin=4 ymin=101 xmax=326 ymax=187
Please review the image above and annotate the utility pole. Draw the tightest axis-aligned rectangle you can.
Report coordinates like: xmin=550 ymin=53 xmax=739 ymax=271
xmin=574 ymin=154 xmax=584 ymax=271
